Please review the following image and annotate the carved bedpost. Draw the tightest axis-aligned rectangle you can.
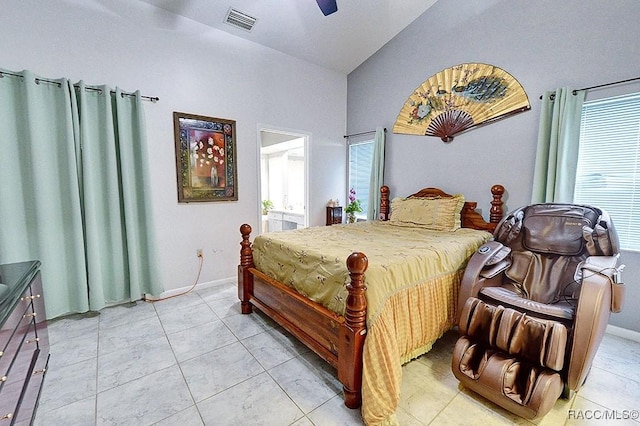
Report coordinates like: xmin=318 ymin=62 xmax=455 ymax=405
xmin=490 ymin=184 xmax=505 ymax=226
xmin=379 ymin=185 xmax=390 ymax=221
xmin=238 ymin=224 xmax=254 ymax=314
xmin=339 ymin=251 xmax=368 ymax=408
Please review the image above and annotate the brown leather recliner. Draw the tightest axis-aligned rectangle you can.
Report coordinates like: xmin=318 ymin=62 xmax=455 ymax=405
xmin=451 ymin=203 xmax=625 ymax=420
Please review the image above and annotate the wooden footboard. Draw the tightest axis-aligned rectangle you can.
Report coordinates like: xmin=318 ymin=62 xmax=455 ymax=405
xmin=239 ymin=223 xmax=368 ymax=407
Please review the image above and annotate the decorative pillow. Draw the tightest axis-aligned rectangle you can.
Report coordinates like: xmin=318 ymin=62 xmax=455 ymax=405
xmin=389 ymin=195 xmax=465 ymax=231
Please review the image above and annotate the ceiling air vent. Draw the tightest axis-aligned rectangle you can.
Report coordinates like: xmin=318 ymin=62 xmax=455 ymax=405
xmin=224 ymin=8 xmax=257 ymax=32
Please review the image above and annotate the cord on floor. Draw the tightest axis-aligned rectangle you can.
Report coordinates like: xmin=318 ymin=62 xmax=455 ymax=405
xmin=142 ymin=254 xmax=204 ymax=303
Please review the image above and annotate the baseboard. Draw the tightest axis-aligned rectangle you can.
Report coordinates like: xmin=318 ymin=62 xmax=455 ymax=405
xmin=606 ymin=324 xmax=640 ymax=343
xmin=156 ymin=276 xmax=236 ymax=299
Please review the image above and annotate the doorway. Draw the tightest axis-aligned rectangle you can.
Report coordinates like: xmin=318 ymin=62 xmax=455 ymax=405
xmin=259 ymin=129 xmax=308 ymax=234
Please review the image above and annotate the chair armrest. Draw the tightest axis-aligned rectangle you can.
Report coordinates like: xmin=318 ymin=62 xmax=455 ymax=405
xmin=575 ymin=255 xmax=624 ymax=312
xmin=567 ymin=268 xmax=613 ymax=390
xmin=457 ymin=241 xmax=509 ymax=325
xmin=576 ymin=255 xmax=618 ymax=280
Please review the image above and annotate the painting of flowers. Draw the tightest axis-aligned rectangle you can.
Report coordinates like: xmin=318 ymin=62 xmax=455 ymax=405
xmin=173 ymin=112 xmax=238 ymax=202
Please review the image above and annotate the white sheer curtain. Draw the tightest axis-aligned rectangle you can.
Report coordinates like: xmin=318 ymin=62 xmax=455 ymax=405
xmin=0 ymin=69 xmax=162 ymax=318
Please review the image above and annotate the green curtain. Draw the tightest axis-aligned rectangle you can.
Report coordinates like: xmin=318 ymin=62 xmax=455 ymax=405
xmin=531 ymin=87 xmax=586 ymax=203
xmin=0 ymin=71 xmax=89 ymax=317
xmin=0 ymin=69 xmax=162 ymax=318
xmin=367 ymin=127 xmax=385 ymax=220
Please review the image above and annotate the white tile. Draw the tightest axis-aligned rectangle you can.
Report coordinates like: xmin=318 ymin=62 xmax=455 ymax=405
xmin=96 ymin=365 xmax=192 ymax=426
xmin=38 ymin=357 xmax=97 ymax=412
xmin=48 ymin=312 xmax=99 ymax=342
xmin=306 ymin=394 xmax=364 ymax=426
xmin=221 ymin=311 xmax=276 ymax=340
xmin=205 ymin=295 xmax=242 ymax=319
xmin=151 ymin=405 xmax=203 ymax=426
xmin=197 ymin=372 xmax=304 ymax=425
xmin=166 ymin=319 xmax=238 ymax=363
xmin=593 ymin=333 xmax=640 ymax=383
xmin=398 ymin=359 xmax=460 ymax=424
xmin=431 ymin=390 xmax=529 ymax=426
xmin=179 ymin=341 xmax=264 ymax=402
xmin=268 ymin=353 xmax=341 ymax=414
xmin=98 ymin=301 xmax=157 ymax=330
xmin=241 ymin=328 xmax=310 ymax=370
xmin=157 ymin=302 xmax=218 ymax=335
xmin=48 ymin=333 xmax=98 ymax=369
xmin=150 ymin=292 xmax=205 ymax=316
xmin=33 ymin=395 xmax=96 ymax=426
xmin=395 ymin=407 xmax=427 ymax=426
xmin=97 ymin=336 xmax=176 ymax=392
xmin=290 ymin=417 xmax=315 ymax=426
xmin=32 ymin=282 xmax=640 ymax=426
xmin=98 ymin=314 xmax=166 ymax=356
xmin=577 ymin=365 xmax=640 ymax=415
xmin=196 ymin=282 xmax=237 ymax=302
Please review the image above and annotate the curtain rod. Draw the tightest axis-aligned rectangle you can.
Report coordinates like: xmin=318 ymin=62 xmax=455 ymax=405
xmin=0 ymin=70 xmax=159 ymax=102
xmin=573 ymin=76 xmax=640 ymax=94
xmin=539 ymin=75 xmax=640 ymax=100
xmin=344 ymin=128 xmax=387 ymax=138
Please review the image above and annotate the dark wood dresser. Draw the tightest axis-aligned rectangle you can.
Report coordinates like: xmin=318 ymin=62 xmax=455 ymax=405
xmin=0 ymin=261 xmax=49 ymax=425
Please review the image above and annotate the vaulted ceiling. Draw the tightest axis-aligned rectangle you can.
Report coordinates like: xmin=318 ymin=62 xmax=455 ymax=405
xmin=137 ymin=0 xmax=438 ymax=74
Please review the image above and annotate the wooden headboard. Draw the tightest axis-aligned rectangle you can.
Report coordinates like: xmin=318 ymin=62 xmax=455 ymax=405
xmin=378 ymin=185 xmax=505 ymax=232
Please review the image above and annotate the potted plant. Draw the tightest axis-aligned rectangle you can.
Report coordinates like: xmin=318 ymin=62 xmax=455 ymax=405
xmin=345 ymin=188 xmax=362 ymax=223
xmin=262 ymin=199 xmax=274 ymax=216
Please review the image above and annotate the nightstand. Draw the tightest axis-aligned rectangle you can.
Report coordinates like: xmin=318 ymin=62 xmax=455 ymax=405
xmin=326 ymin=206 xmax=342 ymax=225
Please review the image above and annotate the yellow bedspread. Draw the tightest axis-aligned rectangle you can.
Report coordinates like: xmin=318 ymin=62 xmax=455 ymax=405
xmin=252 ymin=221 xmax=492 ymax=425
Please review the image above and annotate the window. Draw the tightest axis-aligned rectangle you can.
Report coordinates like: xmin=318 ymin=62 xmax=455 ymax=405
xmin=348 ymin=139 xmax=374 ymax=219
xmin=574 ymin=92 xmax=640 ymax=251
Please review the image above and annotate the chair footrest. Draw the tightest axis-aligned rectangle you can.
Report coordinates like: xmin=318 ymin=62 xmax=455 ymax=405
xmin=459 ymin=297 xmax=568 ymax=371
xmin=452 ymin=336 xmax=564 ymax=420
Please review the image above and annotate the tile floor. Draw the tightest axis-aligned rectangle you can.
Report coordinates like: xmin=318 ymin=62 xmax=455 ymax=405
xmin=34 ymin=281 xmax=640 ymax=426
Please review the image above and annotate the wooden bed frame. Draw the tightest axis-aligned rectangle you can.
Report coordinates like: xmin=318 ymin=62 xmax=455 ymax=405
xmin=238 ymin=184 xmax=505 ymax=409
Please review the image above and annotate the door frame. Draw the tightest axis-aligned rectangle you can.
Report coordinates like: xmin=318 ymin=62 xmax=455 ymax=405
xmin=257 ymin=125 xmax=310 ymax=234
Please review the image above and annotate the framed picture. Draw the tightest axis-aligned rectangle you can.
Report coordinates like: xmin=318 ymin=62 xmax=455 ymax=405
xmin=173 ymin=112 xmax=238 ymax=203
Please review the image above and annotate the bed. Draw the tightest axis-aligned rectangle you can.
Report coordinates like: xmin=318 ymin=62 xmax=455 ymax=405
xmin=238 ymin=184 xmax=505 ymax=425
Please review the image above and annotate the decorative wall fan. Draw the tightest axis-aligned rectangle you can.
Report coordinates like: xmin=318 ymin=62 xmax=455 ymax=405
xmin=393 ymin=63 xmax=530 ymax=142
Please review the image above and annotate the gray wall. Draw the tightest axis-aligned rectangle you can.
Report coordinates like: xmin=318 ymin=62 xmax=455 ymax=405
xmin=347 ymin=0 xmax=640 ymax=332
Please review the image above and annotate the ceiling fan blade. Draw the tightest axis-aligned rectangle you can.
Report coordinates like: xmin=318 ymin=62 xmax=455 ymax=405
xmin=316 ymin=0 xmax=338 ymax=16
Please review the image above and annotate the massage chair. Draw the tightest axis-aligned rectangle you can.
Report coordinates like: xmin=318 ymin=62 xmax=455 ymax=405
xmin=451 ymin=203 xmax=625 ymax=419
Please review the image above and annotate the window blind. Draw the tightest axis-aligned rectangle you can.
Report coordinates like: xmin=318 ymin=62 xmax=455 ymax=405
xmin=574 ymin=92 xmax=640 ymax=251
xmin=348 ymin=140 xmax=374 ymax=218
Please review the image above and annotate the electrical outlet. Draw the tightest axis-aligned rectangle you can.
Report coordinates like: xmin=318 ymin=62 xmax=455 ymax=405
xmin=196 ymin=249 xmax=203 ymax=258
